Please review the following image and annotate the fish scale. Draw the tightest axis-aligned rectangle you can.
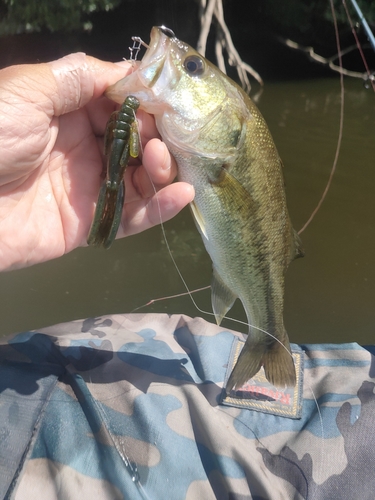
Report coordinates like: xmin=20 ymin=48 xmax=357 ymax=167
xmin=106 ymin=26 xmax=303 ymax=392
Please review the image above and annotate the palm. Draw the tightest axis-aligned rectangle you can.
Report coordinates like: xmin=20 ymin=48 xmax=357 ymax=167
xmin=0 ymin=55 xmax=194 ymax=271
xmin=0 ymin=97 xmax=114 ymax=265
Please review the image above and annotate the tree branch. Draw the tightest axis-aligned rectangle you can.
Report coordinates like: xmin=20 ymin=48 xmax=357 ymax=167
xmin=284 ymin=38 xmax=375 ymax=83
xmin=197 ymin=0 xmax=263 ymax=92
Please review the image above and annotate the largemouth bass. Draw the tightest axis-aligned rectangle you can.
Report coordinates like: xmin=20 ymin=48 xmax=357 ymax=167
xmin=106 ymin=26 xmax=303 ymax=392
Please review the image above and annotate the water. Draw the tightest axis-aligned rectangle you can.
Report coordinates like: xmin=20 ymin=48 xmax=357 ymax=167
xmin=1 ymin=77 xmax=374 ymax=345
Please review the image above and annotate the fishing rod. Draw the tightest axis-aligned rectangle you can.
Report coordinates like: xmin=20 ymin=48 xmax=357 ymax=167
xmin=349 ymin=0 xmax=375 ymax=53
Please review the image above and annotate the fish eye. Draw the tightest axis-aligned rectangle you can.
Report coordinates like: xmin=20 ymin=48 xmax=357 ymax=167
xmin=183 ymin=55 xmax=205 ymax=76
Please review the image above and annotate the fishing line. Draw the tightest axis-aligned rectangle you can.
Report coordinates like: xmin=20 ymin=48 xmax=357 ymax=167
xmin=135 ymin=155 xmax=300 ymax=365
xmin=297 ymin=0 xmax=349 ymax=475
xmin=127 ymin=30 xmax=324 ymax=466
xmin=309 ymin=384 xmax=325 ymax=473
xmin=139 ymin=170 xmax=214 ymax=319
xmin=342 ymin=0 xmax=375 ymax=92
xmin=305 ymin=0 xmax=348 ymax=474
xmin=298 ymin=1 xmax=345 ymax=235
xmin=131 ymin=285 xmax=211 ymax=312
xmin=127 ymin=111 xmax=217 ymax=319
xmin=124 ymin=28 xmax=297 ymax=364
xmin=129 ymin=108 xmax=294 ymax=357
xmin=129 ymin=36 xmax=150 ymax=64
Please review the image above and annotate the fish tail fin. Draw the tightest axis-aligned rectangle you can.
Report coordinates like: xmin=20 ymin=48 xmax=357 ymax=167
xmin=226 ymin=340 xmax=296 ymax=393
xmin=263 ymin=342 xmax=296 ymax=388
xmin=226 ymin=343 xmax=265 ymax=393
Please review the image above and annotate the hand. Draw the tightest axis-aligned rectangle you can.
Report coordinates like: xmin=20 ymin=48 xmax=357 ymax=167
xmin=0 ymin=53 xmax=194 ymax=271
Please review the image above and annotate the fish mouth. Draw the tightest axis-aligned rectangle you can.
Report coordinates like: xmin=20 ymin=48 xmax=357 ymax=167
xmin=134 ymin=26 xmax=169 ymax=88
xmin=105 ymin=26 xmax=178 ymax=111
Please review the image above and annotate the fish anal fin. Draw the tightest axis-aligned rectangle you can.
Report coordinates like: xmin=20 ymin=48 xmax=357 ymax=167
xmin=211 ymin=270 xmax=237 ymax=325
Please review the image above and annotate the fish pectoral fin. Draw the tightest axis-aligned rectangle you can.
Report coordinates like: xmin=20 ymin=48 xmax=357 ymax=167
xmin=207 ymin=166 xmax=255 ymax=215
xmin=190 ymin=201 xmax=208 ymax=240
xmin=211 ymin=270 xmax=237 ymax=325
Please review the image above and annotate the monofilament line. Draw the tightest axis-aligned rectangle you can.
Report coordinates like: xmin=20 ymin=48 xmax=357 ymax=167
xmin=138 ymin=140 xmax=297 ymax=362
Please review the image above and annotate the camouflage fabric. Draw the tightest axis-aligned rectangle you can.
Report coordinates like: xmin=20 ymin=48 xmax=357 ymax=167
xmin=1 ymin=313 xmax=374 ymax=499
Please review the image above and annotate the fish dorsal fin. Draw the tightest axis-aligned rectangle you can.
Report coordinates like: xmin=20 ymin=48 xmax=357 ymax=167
xmin=211 ymin=269 xmax=237 ymax=325
xmin=190 ymin=201 xmax=208 ymax=240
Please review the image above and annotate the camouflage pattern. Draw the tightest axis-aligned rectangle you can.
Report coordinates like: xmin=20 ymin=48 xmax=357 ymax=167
xmin=0 ymin=313 xmax=374 ymax=499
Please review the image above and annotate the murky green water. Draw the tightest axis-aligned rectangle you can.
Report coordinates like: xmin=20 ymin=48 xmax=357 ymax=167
xmin=1 ymin=77 xmax=374 ymax=344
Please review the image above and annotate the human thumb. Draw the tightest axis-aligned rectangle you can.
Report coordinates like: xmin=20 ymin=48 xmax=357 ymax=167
xmin=48 ymin=53 xmax=131 ymax=116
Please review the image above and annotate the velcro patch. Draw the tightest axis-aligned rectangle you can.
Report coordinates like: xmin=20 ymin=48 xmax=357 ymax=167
xmin=221 ymin=338 xmax=304 ymax=419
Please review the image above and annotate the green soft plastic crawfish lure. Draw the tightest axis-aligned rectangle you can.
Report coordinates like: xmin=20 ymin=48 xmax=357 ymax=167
xmin=87 ymin=95 xmax=140 ymax=249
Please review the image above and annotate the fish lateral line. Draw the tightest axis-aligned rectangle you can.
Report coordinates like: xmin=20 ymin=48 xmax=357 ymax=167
xmin=110 ymin=25 xmax=302 ymax=395
xmin=125 ymin=22 xmax=324 ymax=471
